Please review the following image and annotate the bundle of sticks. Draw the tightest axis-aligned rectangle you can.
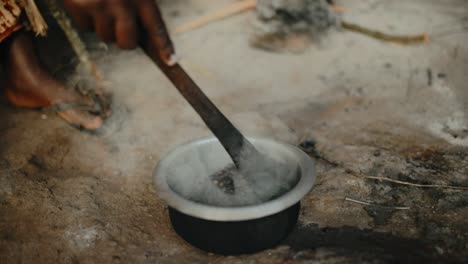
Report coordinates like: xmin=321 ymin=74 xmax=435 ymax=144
xmin=0 ymin=0 xmax=47 ymax=42
xmin=174 ymin=0 xmax=428 ymax=45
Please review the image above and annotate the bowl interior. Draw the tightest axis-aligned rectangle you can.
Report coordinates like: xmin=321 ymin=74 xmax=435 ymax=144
xmin=154 ymin=138 xmax=315 ymax=221
xmin=166 ymin=139 xmax=301 ymax=206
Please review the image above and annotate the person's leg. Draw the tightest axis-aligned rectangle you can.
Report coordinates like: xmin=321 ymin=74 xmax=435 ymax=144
xmin=2 ymin=31 xmax=103 ymax=130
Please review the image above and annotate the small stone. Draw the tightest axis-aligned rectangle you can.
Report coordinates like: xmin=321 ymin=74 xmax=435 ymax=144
xmin=41 ymin=114 xmax=48 ymax=119
xmin=299 ymin=139 xmax=317 ymax=153
xmin=112 ymin=255 xmax=121 ymax=263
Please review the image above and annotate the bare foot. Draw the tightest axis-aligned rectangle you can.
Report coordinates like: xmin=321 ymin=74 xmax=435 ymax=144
xmin=2 ymin=31 xmax=107 ymax=131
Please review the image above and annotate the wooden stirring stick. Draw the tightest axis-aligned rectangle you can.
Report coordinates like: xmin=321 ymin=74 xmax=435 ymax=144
xmin=138 ymin=7 xmax=265 ymax=194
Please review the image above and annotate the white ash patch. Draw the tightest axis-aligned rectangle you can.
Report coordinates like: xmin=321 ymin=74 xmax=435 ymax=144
xmin=427 ymin=111 xmax=468 ymax=147
xmin=64 ymin=226 xmax=99 ymax=251
xmin=251 ymin=0 xmax=338 ymax=52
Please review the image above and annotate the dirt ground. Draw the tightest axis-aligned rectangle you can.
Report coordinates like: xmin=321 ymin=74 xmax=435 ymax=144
xmin=1 ymin=0 xmax=468 ymax=263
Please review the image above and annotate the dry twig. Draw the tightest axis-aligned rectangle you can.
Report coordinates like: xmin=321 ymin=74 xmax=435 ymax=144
xmin=331 ymin=4 xmax=346 ymax=13
xmin=299 ymin=142 xmax=468 ymax=191
xmin=344 ymin=197 xmax=410 ymax=210
xmin=360 ymin=175 xmax=468 ymax=190
xmin=341 ymin=21 xmax=429 ymax=45
xmin=0 ymin=168 xmax=19 ymax=174
xmin=175 ymin=0 xmax=256 ymax=34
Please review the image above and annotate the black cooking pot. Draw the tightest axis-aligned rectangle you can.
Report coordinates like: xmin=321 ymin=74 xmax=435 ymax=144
xmin=154 ymin=138 xmax=315 ymax=255
xmin=168 ymin=202 xmax=300 ymax=255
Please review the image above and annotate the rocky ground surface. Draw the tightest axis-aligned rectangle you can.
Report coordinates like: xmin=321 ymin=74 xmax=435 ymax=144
xmin=1 ymin=0 xmax=467 ymax=263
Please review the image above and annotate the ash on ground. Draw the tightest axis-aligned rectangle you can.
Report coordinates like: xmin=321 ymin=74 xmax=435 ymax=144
xmin=251 ymin=0 xmax=338 ymax=53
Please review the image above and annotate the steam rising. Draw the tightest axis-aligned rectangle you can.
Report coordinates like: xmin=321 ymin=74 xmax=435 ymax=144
xmin=70 ymin=46 xmax=299 ymax=194
xmin=166 ymin=140 xmax=300 ymax=207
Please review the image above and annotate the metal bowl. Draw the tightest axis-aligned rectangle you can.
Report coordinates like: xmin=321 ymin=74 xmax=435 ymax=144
xmin=154 ymin=137 xmax=315 ymax=255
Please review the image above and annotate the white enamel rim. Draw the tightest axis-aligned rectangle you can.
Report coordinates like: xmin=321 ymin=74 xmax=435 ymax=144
xmin=153 ymin=137 xmax=316 ymax=222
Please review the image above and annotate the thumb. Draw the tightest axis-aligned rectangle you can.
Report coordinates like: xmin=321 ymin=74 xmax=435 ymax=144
xmin=137 ymin=0 xmax=175 ymax=66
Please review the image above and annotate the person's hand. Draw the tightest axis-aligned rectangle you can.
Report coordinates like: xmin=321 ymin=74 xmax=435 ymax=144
xmin=63 ymin=0 xmax=174 ymax=64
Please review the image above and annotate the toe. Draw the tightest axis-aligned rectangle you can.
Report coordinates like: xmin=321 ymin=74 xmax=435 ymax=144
xmin=57 ymin=109 xmax=104 ymax=131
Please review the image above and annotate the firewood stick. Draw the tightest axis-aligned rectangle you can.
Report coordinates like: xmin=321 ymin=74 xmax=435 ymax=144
xmin=44 ymin=0 xmax=104 ymax=82
xmin=175 ymin=0 xmax=256 ymax=34
xmin=342 ymin=21 xmax=429 ymax=45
